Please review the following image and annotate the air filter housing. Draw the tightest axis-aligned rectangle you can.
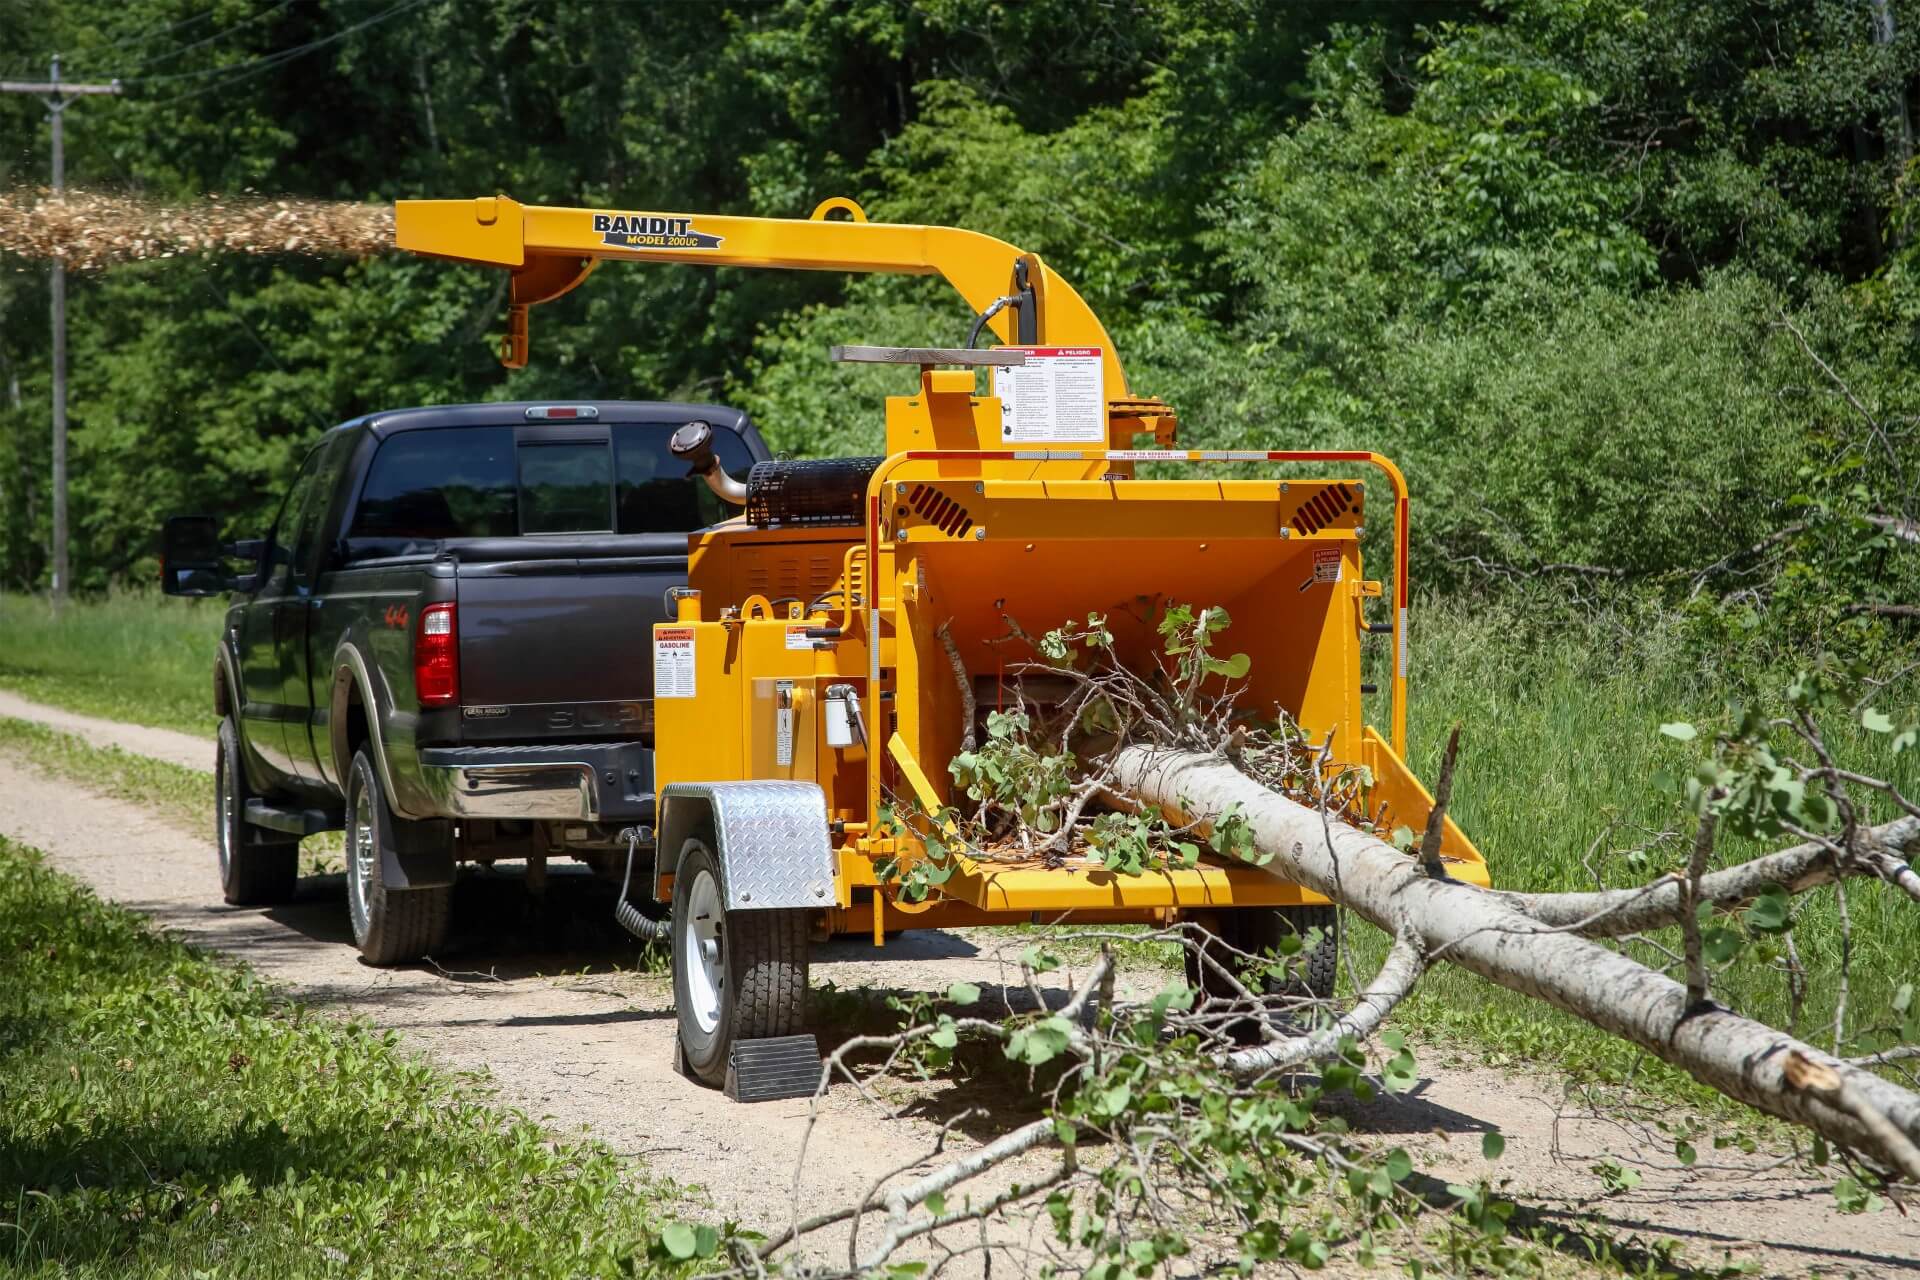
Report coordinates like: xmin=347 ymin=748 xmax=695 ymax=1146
xmin=745 ymin=457 xmax=885 ymax=528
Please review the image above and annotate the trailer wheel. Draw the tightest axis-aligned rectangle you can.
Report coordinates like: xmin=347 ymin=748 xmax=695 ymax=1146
xmin=215 ymin=717 xmax=298 ymax=906
xmin=344 ymin=749 xmax=451 ymax=966
xmin=1186 ymin=905 xmax=1341 ymax=1008
xmin=672 ymin=838 xmax=810 ymax=1087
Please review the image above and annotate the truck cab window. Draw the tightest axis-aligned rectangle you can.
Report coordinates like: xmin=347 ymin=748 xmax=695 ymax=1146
xmin=614 ymin=423 xmax=753 ymax=533
xmin=346 ymin=419 xmax=750 ymax=554
xmin=520 ymin=441 xmax=614 ymax=533
xmin=350 ymin=427 xmax=517 ymax=544
xmin=266 ymin=446 xmax=328 ymax=577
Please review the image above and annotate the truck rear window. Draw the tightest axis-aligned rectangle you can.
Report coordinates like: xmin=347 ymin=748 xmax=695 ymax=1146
xmin=348 ymin=423 xmax=755 ymax=546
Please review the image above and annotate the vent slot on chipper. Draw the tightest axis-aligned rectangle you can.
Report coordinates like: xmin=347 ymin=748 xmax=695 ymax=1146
xmin=746 ymin=457 xmax=885 ymax=528
xmin=907 ymin=485 xmax=976 ymax=538
xmin=1291 ymin=483 xmax=1358 ymax=535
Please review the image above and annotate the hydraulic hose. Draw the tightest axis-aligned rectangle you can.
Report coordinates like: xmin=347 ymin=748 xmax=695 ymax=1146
xmin=613 ymin=826 xmax=671 ymax=943
xmin=966 ymin=294 xmax=1019 ymax=349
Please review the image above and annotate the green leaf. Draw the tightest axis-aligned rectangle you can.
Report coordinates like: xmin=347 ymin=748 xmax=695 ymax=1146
xmin=1674 ymin=1140 xmax=1697 ymax=1167
xmin=693 ymin=1225 xmax=719 ymax=1258
xmin=1481 ymin=1131 xmax=1504 ymax=1161
xmin=929 ymin=1022 xmax=958 ymax=1050
xmin=1833 ymin=1175 xmax=1877 ymax=1214
xmin=1385 ymin=1148 xmax=1413 ymax=1182
xmin=924 ymin=1191 xmax=945 ymax=1217
xmin=1862 ymin=707 xmax=1894 ymax=734
xmin=1702 ymin=925 xmax=1744 ymax=964
xmin=1744 ymin=886 xmax=1791 ymax=933
xmin=1660 ymin=722 xmax=1697 ymax=742
xmin=1006 ymin=1015 xmax=1073 ymax=1066
xmin=660 ymin=1222 xmax=698 ymax=1260
xmin=1204 ymin=652 xmax=1252 ymax=679
xmin=947 ymin=981 xmax=981 ymax=1006
xmin=1020 ymin=945 xmax=1062 ymax=974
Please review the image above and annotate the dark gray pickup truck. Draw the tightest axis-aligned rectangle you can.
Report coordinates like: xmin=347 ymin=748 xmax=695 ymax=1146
xmin=161 ymin=401 xmax=768 ymax=963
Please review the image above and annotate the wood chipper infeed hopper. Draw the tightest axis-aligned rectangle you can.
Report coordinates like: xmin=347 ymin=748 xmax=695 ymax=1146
xmin=393 ymin=194 xmax=1489 ymax=1090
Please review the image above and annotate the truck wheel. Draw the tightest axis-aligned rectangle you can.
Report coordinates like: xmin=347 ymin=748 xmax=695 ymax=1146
xmin=345 ymin=749 xmax=451 ymax=966
xmin=1186 ymin=905 xmax=1341 ymax=1007
xmin=671 ymin=838 xmax=809 ymax=1087
xmin=216 ymin=717 xmax=298 ymax=906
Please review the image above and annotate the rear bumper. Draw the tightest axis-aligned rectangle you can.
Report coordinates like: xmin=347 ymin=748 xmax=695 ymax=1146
xmin=417 ymin=742 xmax=654 ymax=822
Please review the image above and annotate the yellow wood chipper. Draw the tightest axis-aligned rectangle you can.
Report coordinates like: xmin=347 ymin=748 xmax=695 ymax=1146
xmin=395 ymin=195 xmax=1489 ymax=1096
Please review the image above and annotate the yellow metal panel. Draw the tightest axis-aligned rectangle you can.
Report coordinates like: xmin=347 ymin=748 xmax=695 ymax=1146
xmin=650 ymin=620 xmax=743 ymax=789
xmin=1361 ymin=726 xmax=1490 ymax=880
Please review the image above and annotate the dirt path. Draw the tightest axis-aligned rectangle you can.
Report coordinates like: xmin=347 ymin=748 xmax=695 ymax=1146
xmin=0 ymin=688 xmax=212 ymax=771
xmin=0 ymin=694 xmax=1914 ymax=1275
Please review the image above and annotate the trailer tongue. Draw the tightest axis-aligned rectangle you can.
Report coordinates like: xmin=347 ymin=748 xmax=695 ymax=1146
xmin=394 ymin=195 xmax=1489 ymax=1095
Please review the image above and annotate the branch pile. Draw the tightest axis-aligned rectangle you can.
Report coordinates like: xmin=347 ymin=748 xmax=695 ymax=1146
xmin=794 ymin=603 xmax=1920 ymax=1277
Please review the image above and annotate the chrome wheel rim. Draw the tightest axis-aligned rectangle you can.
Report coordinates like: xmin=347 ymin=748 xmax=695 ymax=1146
xmin=216 ymin=741 xmax=233 ymax=882
xmin=681 ymin=867 xmax=724 ymax=1035
xmin=348 ymin=780 xmax=375 ymax=941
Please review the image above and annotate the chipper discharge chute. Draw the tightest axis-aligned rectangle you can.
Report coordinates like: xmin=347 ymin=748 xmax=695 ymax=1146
xmin=394 ymin=194 xmax=1490 ymax=1096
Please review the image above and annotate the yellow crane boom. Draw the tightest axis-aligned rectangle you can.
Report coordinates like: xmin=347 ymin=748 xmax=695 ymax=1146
xmin=394 ymin=193 xmax=1134 ymax=418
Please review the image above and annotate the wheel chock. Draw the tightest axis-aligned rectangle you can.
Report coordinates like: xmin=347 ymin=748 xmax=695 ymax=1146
xmin=724 ymin=1035 xmax=823 ymax=1103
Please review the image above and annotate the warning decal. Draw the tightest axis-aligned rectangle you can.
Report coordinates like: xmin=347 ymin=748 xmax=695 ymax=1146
xmin=1313 ymin=547 xmax=1343 ymax=584
xmin=994 ymin=346 xmax=1106 ymax=444
xmin=785 ymin=625 xmax=814 ymax=651
xmin=654 ymin=627 xmax=697 ymax=698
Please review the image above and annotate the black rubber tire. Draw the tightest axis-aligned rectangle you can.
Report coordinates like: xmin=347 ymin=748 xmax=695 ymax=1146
xmin=215 ymin=717 xmax=298 ymax=906
xmin=345 ymin=749 xmax=451 ymax=966
xmin=672 ymin=838 xmax=810 ymax=1087
xmin=1186 ymin=905 xmax=1341 ymax=1006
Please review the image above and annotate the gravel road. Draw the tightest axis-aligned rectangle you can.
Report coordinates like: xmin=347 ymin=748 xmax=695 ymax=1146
xmin=0 ymin=693 xmax=1912 ymax=1275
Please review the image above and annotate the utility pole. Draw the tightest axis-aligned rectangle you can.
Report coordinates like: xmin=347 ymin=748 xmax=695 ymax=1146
xmin=2 ymin=56 xmax=120 ymax=609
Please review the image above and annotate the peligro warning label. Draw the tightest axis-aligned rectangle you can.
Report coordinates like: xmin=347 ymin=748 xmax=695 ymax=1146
xmin=994 ymin=346 xmax=1105 ymax=444
xmin=653 ymin=627 xmax=696 ymax=698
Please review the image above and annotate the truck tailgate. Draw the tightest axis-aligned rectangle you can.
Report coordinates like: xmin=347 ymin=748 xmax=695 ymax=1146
xmin=454 ymin=552 xmax=682 ymax=744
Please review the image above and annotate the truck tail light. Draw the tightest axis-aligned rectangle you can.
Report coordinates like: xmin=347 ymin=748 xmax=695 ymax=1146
xmin=414 ymin=603 xmax=459 ymax=707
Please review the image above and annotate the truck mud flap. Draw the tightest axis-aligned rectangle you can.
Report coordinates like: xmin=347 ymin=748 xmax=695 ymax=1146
xmin=375 ymin=807 xmax=457 ymax=890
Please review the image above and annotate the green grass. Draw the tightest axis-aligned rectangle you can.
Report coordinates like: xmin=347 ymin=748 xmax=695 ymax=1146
xmin=0 ymin=831 xmax=690 ymax=1277
xmin=0 ymin=716 xmax=212 ymax=829
xmin=0 ymin=592 xmax=223 ymax=736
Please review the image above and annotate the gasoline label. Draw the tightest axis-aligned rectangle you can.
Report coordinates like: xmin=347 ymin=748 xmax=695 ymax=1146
xmin=654 ymin=627 xmax=697 ymax=698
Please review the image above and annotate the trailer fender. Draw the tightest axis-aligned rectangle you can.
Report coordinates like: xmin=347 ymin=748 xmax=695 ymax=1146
xmin=654 ymin=782 xmax=835 ymax=911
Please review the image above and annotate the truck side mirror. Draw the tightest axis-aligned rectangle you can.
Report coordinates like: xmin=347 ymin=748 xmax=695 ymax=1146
xmin=160 ymin=515 xmax=248 ymax=597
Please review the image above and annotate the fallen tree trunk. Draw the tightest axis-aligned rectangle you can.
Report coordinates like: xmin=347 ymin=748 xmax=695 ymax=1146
xmin=1110 ymin=745 xmax=1920 ymax=1180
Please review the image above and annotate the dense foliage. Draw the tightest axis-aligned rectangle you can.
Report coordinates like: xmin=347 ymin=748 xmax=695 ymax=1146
xmin=0 ymin=0 xmax=1915 ymax=659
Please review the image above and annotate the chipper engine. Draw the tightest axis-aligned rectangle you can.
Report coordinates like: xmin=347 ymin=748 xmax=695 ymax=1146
xmin=394 ymin=195 xmax=1489 ymax=1095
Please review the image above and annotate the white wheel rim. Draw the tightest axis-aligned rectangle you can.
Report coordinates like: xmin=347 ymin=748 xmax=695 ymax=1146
xmin=681 ymin=866 xmax=724 ymax=1034
xmin=216 ymin=741 xmax=233 ymax=882
xmin=348 ymin=781 xmax=375 ymax=940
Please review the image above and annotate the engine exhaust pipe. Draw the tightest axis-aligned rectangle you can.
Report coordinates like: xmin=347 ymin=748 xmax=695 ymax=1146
xmin=669 ymin=420 xmax=748 ymax=506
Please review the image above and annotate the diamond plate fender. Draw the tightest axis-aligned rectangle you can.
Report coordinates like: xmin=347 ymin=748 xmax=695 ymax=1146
xmin=653 ymin=781 xmax=836 ymax=911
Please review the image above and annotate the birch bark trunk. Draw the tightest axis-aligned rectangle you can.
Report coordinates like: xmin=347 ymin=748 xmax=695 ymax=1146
xmin=1109 ymin=745 xmax=1920 ymax=1178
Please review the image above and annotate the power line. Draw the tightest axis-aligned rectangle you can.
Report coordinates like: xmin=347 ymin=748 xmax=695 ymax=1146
xmin=102 ymin=0 xmax=299 ymax=79
xmin=131 ymin=0 xmax=433 ymax=104
xmin=4 ymin=7 xmax=216 ymax=79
